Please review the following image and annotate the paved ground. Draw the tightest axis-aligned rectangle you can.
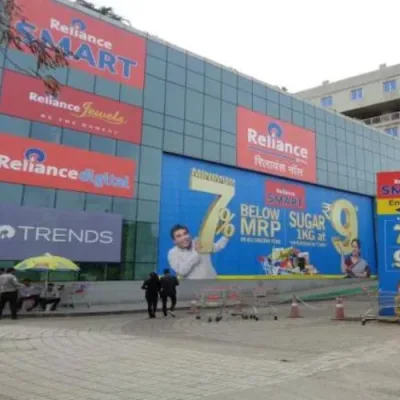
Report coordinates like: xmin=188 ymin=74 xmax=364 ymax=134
xmin=0 ymin=300 xmax=398 ymax=400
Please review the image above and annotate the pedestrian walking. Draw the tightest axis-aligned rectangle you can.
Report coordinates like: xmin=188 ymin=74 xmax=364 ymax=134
xmin=160 ymin=268 xmax=179 ymax=317
xmin=0 ymin=268 xmax=23 ymax=320
xmin=141 ymin=272 xmax=161 ymax=318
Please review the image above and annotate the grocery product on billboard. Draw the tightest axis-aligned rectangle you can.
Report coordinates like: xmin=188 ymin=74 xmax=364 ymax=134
xmin=0 ymin=133 xmax=135 ymax=198
xmin=237 ymin=107 xmax=317 ymax=183
xmin=376 ymin=171 xmax=400 ymax=316
xmin=0 ymin=205 xmax=122 ymax=262
xmin=158 ymin=154 xmax=376 ymax=279
xmin=0 ymin=70 xmax=143 ymax=144
xmin=13 ymin=0 xmax=146 ymax=87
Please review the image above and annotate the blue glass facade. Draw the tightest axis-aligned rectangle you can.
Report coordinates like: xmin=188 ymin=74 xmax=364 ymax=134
xmin=1 ymin=0 xmax=399 ymax=280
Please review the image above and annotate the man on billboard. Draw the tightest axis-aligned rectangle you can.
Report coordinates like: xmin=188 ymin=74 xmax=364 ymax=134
xmin=167 ymin=224 xmax=228 ymax=279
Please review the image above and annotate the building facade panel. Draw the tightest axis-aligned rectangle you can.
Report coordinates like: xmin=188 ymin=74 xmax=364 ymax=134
xmin=0 ymin=0 xmax=399 ymax=280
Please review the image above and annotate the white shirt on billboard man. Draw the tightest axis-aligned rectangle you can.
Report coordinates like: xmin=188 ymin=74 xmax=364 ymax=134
xmin=167 ymin=224 xmax=228 ymax=279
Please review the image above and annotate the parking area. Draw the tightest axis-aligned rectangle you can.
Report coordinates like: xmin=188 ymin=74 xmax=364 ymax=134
xmin=0 ymin=301 xmax=399 ymax=400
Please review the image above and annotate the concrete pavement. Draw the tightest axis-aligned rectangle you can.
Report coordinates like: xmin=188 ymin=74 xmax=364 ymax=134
xmin=0 ymin=299 xmax=399 ymax=400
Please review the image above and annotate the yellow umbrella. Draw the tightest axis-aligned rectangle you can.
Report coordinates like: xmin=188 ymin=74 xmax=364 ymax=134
xmin=15 ymin=253 xmax=80 ymax=283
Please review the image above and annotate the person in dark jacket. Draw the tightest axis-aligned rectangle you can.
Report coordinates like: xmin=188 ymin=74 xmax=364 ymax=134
xmin=141 ymin=272 xmax=160 ymax=318
xmin=160 ymin=268 xmax=179 ymax=317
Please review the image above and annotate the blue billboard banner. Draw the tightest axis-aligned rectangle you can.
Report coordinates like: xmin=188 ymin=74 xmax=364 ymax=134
xmin=158 ymin=154 xmax=376 ymax=279
xmin=0 ymin=205 xmax=122 ymax=262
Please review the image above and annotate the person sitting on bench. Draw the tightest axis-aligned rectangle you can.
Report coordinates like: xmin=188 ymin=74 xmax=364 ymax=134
xmin=40 ymin=283 xmax=62 ymax=311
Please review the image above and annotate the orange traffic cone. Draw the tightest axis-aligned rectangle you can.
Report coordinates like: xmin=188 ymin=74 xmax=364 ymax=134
xmin=288 ymin=295 xmax=302 ymax=318
xmin=334 ymin=297 xmax=345 ymax=320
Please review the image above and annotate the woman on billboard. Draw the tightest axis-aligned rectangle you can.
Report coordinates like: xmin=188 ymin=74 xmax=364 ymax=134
xmin=341 ymin=239 xmax=371 ymax=278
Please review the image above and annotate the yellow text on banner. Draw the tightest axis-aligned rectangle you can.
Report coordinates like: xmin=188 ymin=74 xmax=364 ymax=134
xmin=377 ymin=198 xmax=400 ymax=215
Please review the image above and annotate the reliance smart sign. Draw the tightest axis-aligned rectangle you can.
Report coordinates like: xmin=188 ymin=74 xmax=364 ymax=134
xmin=0 ymin=205 xmax=122 ymax=261
xmin=0 ymin=70 xmax=143 ymax=144
xmin=0 ymin=133 xmax=135 ymax=198
xmin=237 ymin=107 xmax=317 ymax=183
xmin=13 ymin=0 xmax=146 ymax=87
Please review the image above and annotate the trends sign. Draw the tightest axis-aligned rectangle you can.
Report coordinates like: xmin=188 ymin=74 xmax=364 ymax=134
xmin=0 ymin=205 xmax=122 ymax=262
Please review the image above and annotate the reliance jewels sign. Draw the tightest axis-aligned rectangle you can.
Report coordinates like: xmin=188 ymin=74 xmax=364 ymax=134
xmin=0 ymin=205 xmax=122 ymax=262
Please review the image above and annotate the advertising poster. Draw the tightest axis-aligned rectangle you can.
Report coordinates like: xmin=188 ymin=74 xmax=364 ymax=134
xmin=376 ymin=171 xmax=400 ymax=316
xmin=158 ymin=154 xmax=376 ymax=280
xmin=237 ymin=107 xmax=317 ymax=183
xmin=0 ymin=133 xmax=135 ymax=198
xmin=13 ymin=0 xmax=146 ymax=87
xmin=0 ymin=205 xmax=122 ymax=262
xmin=0 ymin=71 xmax=143 ymax=144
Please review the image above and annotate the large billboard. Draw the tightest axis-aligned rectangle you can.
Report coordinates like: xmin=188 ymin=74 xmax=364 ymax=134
xmin=13 ymin=0 xmax=146 ymax=87
xmin=0 ymin=205 xmax=122 ymax=261
xmin=0 ymin=70 xmax=143 ymax=144
xmin=158 ymin=154 xmax=376 ymax=279
xmin=237 ymin=107 xmax=317 ymax=183
xmin=0 ymin=133 xmax=135 ymax=198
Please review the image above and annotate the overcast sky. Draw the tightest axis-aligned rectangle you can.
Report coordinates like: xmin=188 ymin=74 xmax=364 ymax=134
xmin=92 ymin=0 xmax=400 ymax=92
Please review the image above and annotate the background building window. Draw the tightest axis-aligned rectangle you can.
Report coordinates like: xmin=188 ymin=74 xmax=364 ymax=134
xmin=350 ymin=88 xmax=363 ymax=100
xmin=383 ymin=80 xmax=397 ymax=93
xmin=320 ymin=96 xmax=333 ymax=107
xmin=384 ymin=127 xmax=398 ymax=137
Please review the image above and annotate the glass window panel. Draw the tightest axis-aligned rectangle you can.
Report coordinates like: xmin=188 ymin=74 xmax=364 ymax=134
xmin=238 ymin=76 xmax=252 ymax=93
xmin=138 ymin=183 xmax=161 ymax=202
xmin=137 ymin=200 xmax=160 ymax=223
xmin=222 ymin=69 xmax=237 ymax=87
xmin=253 ymin=96 xmax=266 ymax=114
xmin=147 ymin=40 xmax=167 ymax=59
xmin=221 ymin=131 xmax=236 ymax=147
xmin=55 ymin=190 xmax=85 ymax=210
xmin=144 ymin=75 xmax=165 ymax=113
xmin=292 ymin=111 xmax=304 ymax=127
xmin=139 ymin=146 xmax=162 ymax=185
xmin=205 ymin=77 xmax=221 ymax=98
xmin=266 ymin=87 xmax=279 ymax=103
xmin=222 ymin=84 xmax=237 ymax=104
xmin=67 ymin=69 xmax=95 ymax=92
xmin=304 ymin=115 xmax=316 ymax=130
xmin=31 ymin=122 xmax=61 ymax=143
xmin=141 ymin=125 xmax=163 ymax=149
xmin=163 ymin=130 xmax=184 ymax=154
xmin=238 ymin=90 xmax=252 ymax=108
xmin=146 ymin=56 xmax=167 ymax=79
xmin=23 ymin=186 xmax=55 ymax=208
xmin=292 ymin=98 xmax=304 ymax=113
xmin=165 ymin=82 xmax=185 ymax=119
xmin=184 ymin=121 xmax=203 ymax=139
xmin=95 ymin=77 xmax=120 ymax=100
xmin=0 ymin=182 xmax=22 ymax=205
xmin=167 ymin=47 xmax=186 ymax=66
xmin=187 ymin=70 xmax=204 ymax=92
xmin=165 ymin=116 xmax=184 ymax=133
xmin=61 ymin=129 xmax=90 ymax=150
xmin=220 ymin=145 xmax=236 ymax=165
xmin=116 ymin=141 xmax=140 ymax=160
xmin=85 ymin=194 xmax=112 ymax=212
xmin=184 ymin=136 xmax=202 ymax=158
xmin=221 ymin=102 xmax=236 ymax=133
xmin=205 ymin=63 xmax=221 ymax=81
xmin=120 ymin=85 xmax=143 ymax=106
xmin=203 ymin=140 xmax=220 ymax=162
xmin=204 ymin=95 xmax=221 ymax=129
xmin=143 ymin=110 xmax=164 ymax=128
xmin=90 ymin=136 xmax=116 ymax=155
xmin=185 ymin=89 xmax=204 ymax=123
xmin=203 ymin=126 xmax=220 ymax=143
xmin=253 ymin=82 xmax=266 ymax=98
xmin=187 ymin=55 xmax=205 ymax=74
xmin=304 ymin=102 xmax=315 ymax=117
xmin=279 ymin=106 xmax=291 ymax=123
xmin=0 ymin=115 xmax=30 ymax=137
xmin=113 ymin=198 xmax=137 ymax=221
xmin=167 ymin=63 xmax=186 ymax=85
xmin=267 ymin=101 xmax=279 ymax=118
xmin=279 ymin=92 xmax=292 ymax=108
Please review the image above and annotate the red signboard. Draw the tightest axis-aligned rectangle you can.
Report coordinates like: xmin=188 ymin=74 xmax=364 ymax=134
xmin=376 ymin=171 xmax=400 ymax=198
xmin=0 ymin=133 xmax=135 ymax=198
xmin=0 ymin=70 xmax=143 ymax=144
xmin=265 ymin=180 xmax=306 ymax=210
xmin=237 ymin=107 xmax=317 ymax=183
xmin=13 ymin=0 xmax=146 ymax=88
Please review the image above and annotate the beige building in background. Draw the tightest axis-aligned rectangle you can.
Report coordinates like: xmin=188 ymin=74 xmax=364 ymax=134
xmin=296 ymin=64 xmax=400 ymax=137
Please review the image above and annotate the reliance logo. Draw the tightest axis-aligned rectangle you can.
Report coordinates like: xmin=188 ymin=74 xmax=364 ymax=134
xmin=247 ymin=122 xmax=309 ymax=160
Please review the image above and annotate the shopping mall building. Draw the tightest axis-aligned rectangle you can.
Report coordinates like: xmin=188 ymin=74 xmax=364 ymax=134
xmin=0 ymin=0 xmax=398 ymax=301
